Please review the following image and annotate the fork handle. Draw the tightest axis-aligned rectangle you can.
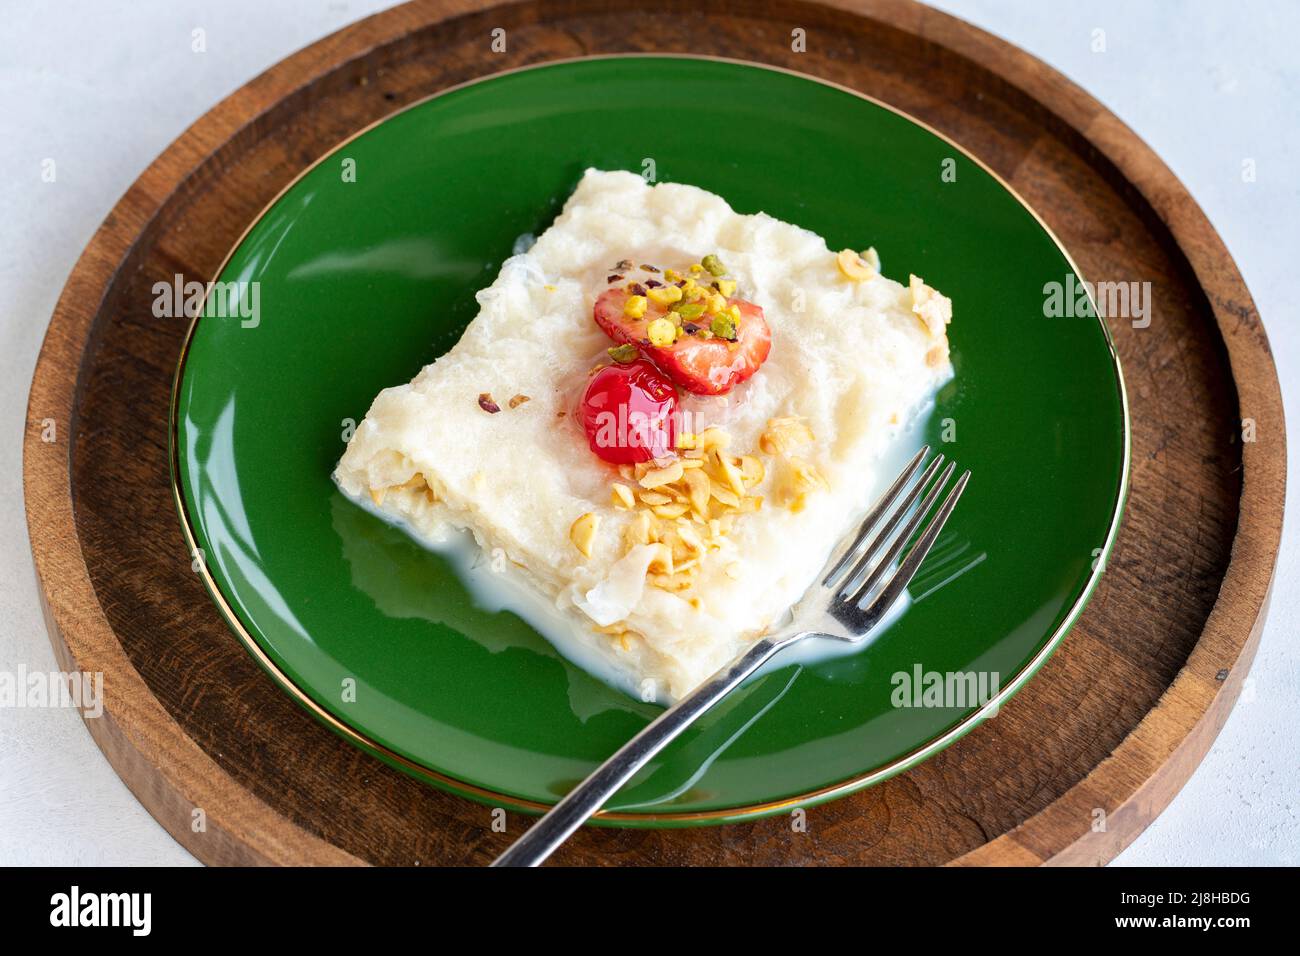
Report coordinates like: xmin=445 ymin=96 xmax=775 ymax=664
xmin=491 ymin=630 xmax=805 ymax=867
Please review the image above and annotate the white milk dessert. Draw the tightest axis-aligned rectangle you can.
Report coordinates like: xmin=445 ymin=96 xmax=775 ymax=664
xmin=335 ymin=169 xmax=953 ymax=702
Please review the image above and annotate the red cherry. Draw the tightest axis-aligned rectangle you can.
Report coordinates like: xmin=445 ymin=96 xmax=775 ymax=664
xmin=580 ymin=359 xmax=678 ymax=464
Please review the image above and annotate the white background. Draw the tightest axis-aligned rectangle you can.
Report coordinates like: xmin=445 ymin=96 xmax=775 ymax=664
xmin=0 ymin=1 xmax=1295 ymax=866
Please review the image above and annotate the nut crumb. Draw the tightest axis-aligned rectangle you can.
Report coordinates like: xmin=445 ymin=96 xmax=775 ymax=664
xmin=569 ymin=512 xmax=600 ymax=558
xmin=477 ymin=393 xmax=501 ymax=413
xmin=508 ymin=394 xmax=530 ymax=409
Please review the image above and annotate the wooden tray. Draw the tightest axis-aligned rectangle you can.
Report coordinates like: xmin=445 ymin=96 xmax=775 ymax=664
xmin=24 ymin=0 xmax=1284 ymax=866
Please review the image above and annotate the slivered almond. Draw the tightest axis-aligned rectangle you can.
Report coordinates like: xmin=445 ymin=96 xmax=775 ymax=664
xmin=653 ymin=502 xmax=690 ymax=519
xmin=675 ymin=522 xmax=705 ymax=555
xmin=739 ymin=456 xmax=765 ymax=485
xmin=569 ymin=512 xmax=599 ymax=558
xmin=778 ymin=457 xmax=826 ymax=512
xmin=611 ymin=483 xmax=635 ymax=509
xmin=836 ymin=248 xmax=877 ymax=282
xmin=910 ymin=274 xmax=953 ymax=338
xmin=683 ymin=468 xmax=711 ymax=514
xmin=646 ymin=542 xmax=674 ymax=576
xmin=651 ymin=573 xmax=693 ymax=592
xmin=760 ymin=417 xmax=815 ymax=456
xmin=710 ymin=481 xmax=741 ymax=509
xmin=714 ymin=452 xmax=747 ymax=498
xmin=638 ymin=490 xmax=673 ymax=506
xmin=625 ymin=510 xmax=653 ymax=547
xmin=698 ymin=427 xmax=730 ymax=452
xmin=639 ymin=460 xmax=684 ymax=488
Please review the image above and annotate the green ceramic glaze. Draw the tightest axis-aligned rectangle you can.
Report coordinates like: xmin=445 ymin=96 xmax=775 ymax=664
xmin=172 ymin=57 xmax=1127 ymax=825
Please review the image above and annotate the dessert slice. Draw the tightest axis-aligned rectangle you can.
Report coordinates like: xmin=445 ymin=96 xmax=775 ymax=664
xmin=334 ymin=169 xmax=953 ymax=702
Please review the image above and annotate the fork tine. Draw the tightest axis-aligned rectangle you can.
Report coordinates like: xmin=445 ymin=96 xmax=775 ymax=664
xmin=852 ymin=469 xmax=970 ymax=613
xmin=834 ymin=457 xmax=953 ymax=598
xmin=823 ymin=448 xmax=939 ymax=588
xmin=821 ymin=446 xmax=930 ymax=587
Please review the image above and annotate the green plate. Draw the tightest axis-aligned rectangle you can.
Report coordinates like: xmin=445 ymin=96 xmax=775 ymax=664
xmin=172 ymin=56 xmax=1128 ymax=825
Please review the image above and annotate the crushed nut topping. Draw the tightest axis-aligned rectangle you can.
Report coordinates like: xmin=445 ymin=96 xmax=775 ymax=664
xmin=478 ymin=393 xmax=501 ymax=413
xmin=595 ymin=425 xmax=779 ymax=613
xmin=611 ymin=482 xmax=636 ymax=510
xmin=508 ymin=394 xmax=531 ymax=409
xmin=837 ymin=248 xmax=878 ymax=282
xmin=909 ymin=274 xmax=953 ymax=339
xmin=759 ymin=416 xmax=815 ymax=456
xmin=367 ymin=472 xmax=440 ymax=509
xmin=612 ymin=253 xmax=742 ymax=345
xmin=570 ymin=512 xmax=600 ymax=558
xmin=607 ymin=343 xmax=639 ymax=364
xmin=760 ymin=417 xmax=826 ymax=512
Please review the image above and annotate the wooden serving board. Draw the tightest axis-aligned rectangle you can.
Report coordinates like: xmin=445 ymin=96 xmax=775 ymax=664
xmin=24 ymin=0 xmax=1284 ymax=866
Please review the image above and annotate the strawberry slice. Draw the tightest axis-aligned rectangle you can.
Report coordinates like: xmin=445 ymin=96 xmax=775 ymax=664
xmin=593 ymin=287 xmax=771 ymax=395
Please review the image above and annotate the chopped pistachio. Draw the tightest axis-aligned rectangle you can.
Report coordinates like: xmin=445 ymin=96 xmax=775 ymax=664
xmin=508 ymin=393 xmax=531 ymax=409
xmin=675 ymin=301 xmax=705 ymax=320
xmin=623 ymin=294 xmax=648 ymax=318
xmin=714 ymin=278 xmax=737 ymax=297
xmin=607 ymin=343 xmax=639 ymax=364
xmin=477 ymin=393 xmax=501 ymax=413
xmin=702 ymin=253 xmax=727 ymax=276
xmin=647 ymin=318 xmax=676 ymax=347
xmin=710 ymin=313 xmax=737 ymax=340
xmin=647 ymin=285 xmax=683 ymax=306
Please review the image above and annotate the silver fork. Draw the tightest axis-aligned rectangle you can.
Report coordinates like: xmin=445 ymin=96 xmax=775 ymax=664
xmin=492 ymin=447 xmax=969 ymax=867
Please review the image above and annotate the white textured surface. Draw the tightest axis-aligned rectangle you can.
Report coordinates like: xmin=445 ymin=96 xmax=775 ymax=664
xmin=0 ymin=0 xmax=1294 ymax=865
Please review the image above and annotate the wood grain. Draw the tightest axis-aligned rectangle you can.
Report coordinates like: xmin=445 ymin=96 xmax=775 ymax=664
xmin=23 ymin=0 xmax=1284 ymax=866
